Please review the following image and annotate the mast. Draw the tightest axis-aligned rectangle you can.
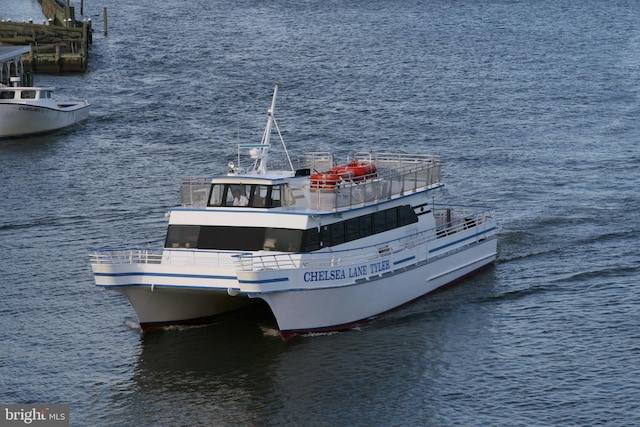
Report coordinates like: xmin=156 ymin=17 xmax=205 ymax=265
xmin=256 ymin=83 xmax=278 ymax=174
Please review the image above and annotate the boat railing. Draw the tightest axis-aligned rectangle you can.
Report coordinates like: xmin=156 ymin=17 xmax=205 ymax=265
xmin=433 ymin=206 xmax=494 ymax=237
xmin=89 ymin=241 xmax=165 ymax=265
xmin=236 ymin=206 xmax=495 ymax=272
xmin=177 ymin=152 xmax=441 ymax=210
xmin=292 ymin=151 xmax=334 ymax=172
xmin=306 ymin=152 xmax=442 ymax=211
xmin=177 ymin=152 xmax=335 ymax=208
xmin=89 ymin=207 xmax=495 ymax=268
xmin=90 ymin=245 xmax=242 ymax=267
xmin=358 ymin=152 xmax=442 ymax=193
xmin=180 ymin=176 xmax=212 ymax=208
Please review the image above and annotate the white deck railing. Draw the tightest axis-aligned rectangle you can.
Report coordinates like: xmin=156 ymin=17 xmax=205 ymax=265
xmin=235 ymin=206 xmax=494 ymax=271
xmin=178 ymin=152 xmax=442 ymax=211
xmin=89 ymin=207 xmax=495 ymax=270
xmin=305 ymin=152 xmax=442 ymax=211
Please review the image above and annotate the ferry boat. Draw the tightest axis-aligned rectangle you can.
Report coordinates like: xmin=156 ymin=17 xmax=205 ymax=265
xmin=90 ymin=84 xmax=497 ymax=338
xmin=0 ymin=76 xmax=90 ymax=138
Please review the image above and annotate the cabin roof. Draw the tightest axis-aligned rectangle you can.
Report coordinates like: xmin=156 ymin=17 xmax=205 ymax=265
xmin=209 ymin=173 xmax=297 ymax=185
xmin=0 ymin=86 xmax=54 ymax=91
xmin=0 ymin=46 xmax=31 ymax=63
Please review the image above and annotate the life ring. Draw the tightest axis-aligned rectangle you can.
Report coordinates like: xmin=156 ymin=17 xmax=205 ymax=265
xmin=344 ymin=161 xmax=376 ymax=181
xmin=310 ymin=161 xmax=377 ymax=190
xmin=311 ymin=173 xmax=343 ymax=190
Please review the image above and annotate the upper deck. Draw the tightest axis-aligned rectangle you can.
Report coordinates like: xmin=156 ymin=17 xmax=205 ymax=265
xmin=178 ymin=151 xmax=442 ymax=214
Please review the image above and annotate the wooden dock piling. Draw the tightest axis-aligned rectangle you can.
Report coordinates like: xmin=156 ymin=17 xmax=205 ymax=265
xmin=103 ymin=7 xmax=108 ymax=37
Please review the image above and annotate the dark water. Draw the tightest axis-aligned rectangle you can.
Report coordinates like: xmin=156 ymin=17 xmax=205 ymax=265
xmin=2 ymin=0 xmax=639 ymax=425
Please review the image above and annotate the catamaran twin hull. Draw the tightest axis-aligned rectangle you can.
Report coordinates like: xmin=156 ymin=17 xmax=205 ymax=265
xmin=91 ymin=212 xmax=497 ymax=336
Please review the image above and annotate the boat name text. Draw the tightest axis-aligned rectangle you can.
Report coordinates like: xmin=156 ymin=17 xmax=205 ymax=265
xmin=18 ymin=106 xmax=42 ymax=112
xmin=303 ymin=260 xmax=390 ymax=282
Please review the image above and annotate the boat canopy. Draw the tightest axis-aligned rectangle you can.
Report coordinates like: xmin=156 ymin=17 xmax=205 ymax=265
xmin=0 ymin=46 xmax=31 ymax=86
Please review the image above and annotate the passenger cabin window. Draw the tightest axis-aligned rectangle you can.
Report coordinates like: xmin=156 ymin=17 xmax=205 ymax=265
xmin=263 ymin=228 xmax=302 ymax=252
xmin=165 ymin=225 xmax=302 ymax=251
xmin=164 ymin=205 xmax=418 ymax=253
xmin=21 ymin=91 xmax=36 ymax=99
xmin=208 ymin=183 xmax=288 ymax=208
xmin=0 ymin=91 xmax=15 ymax=99
xmin=373 ymin=211 xmax=387 ymax=234
xmin=165 ymin=225 xmax=199 ymax=248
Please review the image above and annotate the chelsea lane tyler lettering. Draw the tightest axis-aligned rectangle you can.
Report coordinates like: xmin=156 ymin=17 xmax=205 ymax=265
xmin=303 ymin=260 xmax=390 ymax=282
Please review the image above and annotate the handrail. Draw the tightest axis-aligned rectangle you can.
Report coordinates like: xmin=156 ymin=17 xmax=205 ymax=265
xmin=236 ymin=207 xmax=494 ymax=272
xmin=179 ymin=176 xmax=212 ymax=207
xmin=178 ymin=151 xmax=442 ymax=210
xmin=305 ymin=154 xmax=442 ymax=211
xmin=89 ymin=207 xmax=496 ymax=269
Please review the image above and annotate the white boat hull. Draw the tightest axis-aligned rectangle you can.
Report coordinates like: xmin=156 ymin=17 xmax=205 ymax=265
xmin=112 ymin=286 xmax=256 ymax=330
xmin=92 ymin=261 xmax=255 ymax=330
xmin=0 ymin=102 xmax=90 ymax=138
xmin=92 ymin=224 xmax=497 ymax=335
xmin=255 ymin=238 xmax=497 ymax=337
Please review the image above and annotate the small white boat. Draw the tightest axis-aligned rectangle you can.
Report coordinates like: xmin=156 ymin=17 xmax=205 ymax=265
xmin=0 ymin=77 xmax=90 ymax=138
xmin=90 ymin=84 xmax=497 ymax=339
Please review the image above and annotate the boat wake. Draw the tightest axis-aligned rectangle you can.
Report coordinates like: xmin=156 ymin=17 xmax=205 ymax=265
xmin=259 ymin=325 xmax=283 ymax=338
xmin=125 ymin=318 xmax=142 ymax=331
xmin=300 ymin=330 xmax=351 ymax=338
xmin=478 ymin=283 xmax=564 ymax=304
xmin=554 ymin=264 xmax=640 ymax=284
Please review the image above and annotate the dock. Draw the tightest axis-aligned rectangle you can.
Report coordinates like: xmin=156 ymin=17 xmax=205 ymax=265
xmin=0 ymin=0 xmax=92 ymax=73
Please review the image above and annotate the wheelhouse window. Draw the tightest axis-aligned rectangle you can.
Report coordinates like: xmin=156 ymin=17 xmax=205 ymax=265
xmin=270 ymin=186 xmax=282 ymax=207
xmin=208 ymin=183 xmax=288 ymax=208
xmin=208 ymin=184 xmax=224 ymax=206
xmin=251 ymin=185 xmax=270 ymax=208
